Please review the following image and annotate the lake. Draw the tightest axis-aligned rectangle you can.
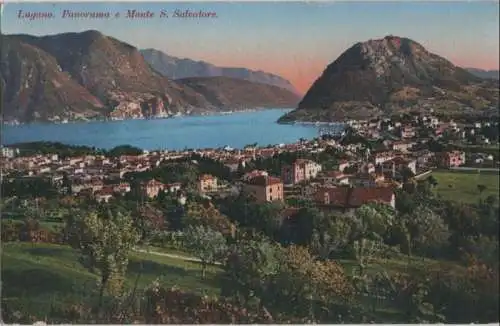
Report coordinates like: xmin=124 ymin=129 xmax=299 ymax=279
xmin=1 ymin=109 xmax=343 ymax=151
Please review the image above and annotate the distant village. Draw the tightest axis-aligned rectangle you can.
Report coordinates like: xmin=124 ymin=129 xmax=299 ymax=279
xmin=1 ymin=111 xmax=499 ymax=215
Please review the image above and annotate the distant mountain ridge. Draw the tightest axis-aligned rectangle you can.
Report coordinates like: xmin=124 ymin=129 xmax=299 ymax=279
xmin=279 ymin=35 xmax=499 ymax=123
xmin=140 ymin=48 xmax=301 ymax=94
xmin=0 ymin=30 xmax=300 ymax=123
xmin=466 ymin=68 xmax=499 ymax=80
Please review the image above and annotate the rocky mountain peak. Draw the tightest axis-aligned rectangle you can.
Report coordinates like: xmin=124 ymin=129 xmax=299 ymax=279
xmin=278 ymin=36 xmax=497 ymax=123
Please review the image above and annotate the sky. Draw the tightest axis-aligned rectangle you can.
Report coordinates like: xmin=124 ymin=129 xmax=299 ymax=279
xmin=2 ymin=1 xmax=499 ymax=94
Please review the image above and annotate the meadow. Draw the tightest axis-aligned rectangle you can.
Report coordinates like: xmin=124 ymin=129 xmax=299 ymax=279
xmin=431 ymin=169 xmax=500 ymax=204
xmin=1 ymin=242 xmax=222 ymax=319
xmin=2 ymin=241 xmax=465 ymax=322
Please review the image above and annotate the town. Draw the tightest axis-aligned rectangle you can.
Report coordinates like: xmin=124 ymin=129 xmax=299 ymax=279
xmin=2 ymin=111 xmax=498 ymax=208
xmin=2 ymin=110 xmax=499 ymax=324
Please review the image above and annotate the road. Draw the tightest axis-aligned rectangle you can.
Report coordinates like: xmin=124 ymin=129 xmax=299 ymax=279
xmin=133 ymin=248 xmax=222 ymax=266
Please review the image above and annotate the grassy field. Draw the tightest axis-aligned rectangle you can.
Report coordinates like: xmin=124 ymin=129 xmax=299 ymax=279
xmin=2 ymin=242 xmax=464 ymax=322
xmin=1 ymin=242 xmax=222 ymax=319
xmin=430 ymin=170 xmax=500 ymax=204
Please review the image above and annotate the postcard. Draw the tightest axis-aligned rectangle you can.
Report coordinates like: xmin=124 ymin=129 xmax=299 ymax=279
xmin=1 ymin=1 xmax=499 ymax=324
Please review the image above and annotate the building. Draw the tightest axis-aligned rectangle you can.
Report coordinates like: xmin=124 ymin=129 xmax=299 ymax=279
xmin=243 ymin=175 xmax=284 ymax=203
xmin=281 ymin=159 xmax=322 ymax=185
xmin=400 ymin=126 xmax=416 ymax=139
xmin=1 ymin=146 xmax=17 ymax=159
xmin=435 ymin=151 xmax=465 ymax=168
xmin=95 ymin=186 xmax=114 ymax=203
xmin=320 ymin=171 xmax=350 ymax=185
xmin=198 ymin=174 xmax=218 ymax=193
xmin=313 ymin=186 xmax=395 ymax=214
xmin=392 ymin=141 xmax=414 ymax=153
xmin=338 ymin=160 xmax=350 ymax=172
xmin=141 ymin=179 xmax=165 ymax=198
xmin=242 ymin=170 xmax=268 ymax=181
xmin=113 ymin=182 xmax=131 ymax=195
xmin=381 ymin=157 xmax=417 ymax=179
xmin=349 ymin=173 xmax=385 ymax=188
xmin=372 ymin=151 xmax=395 ymax=165
xmin=165 ymin=182 xmax=182 ymax=193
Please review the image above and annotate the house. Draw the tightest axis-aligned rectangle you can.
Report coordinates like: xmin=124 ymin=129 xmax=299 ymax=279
xmin=372 ymin=151 xmax=395 ymax=165
xmin=91 ymin=179 xmax=104 ymax=193
xmin=320 ymin=171 xmax=350 ymax=185
xmin=392 ymin=141 xmax=413 ymax=153
xmin=313 ymin=186 xmax=395 ymax=214
xmin=360 ymin=162 xmax=376 ymax=174
xmin=381 ymin=157 xmax=417 ymax=178
xmin=349 ymin=173 xmax=385 ymax=188
xmin=242 ymin=175 xmax=284 ymax=203
xmin=141 ymin=179 xmax=165 ymax=198
xmin=412 ymin=150 xmax=435 ymax=169
xmin=198 ymin=174 xmax=218 ymax=193
xmin=435 ymin=151 xmax=465 ymax=168
xmin=95 ymin=186 xmax=114 ymax=203
xmin=242 ymin=170 xmax=268 ymax=181
xmin=338 ymin=160 xmax=350 ymax=172
xmin=1 ymin=146 xmax=17 ymax=159
xmin=165 ymin=182 xmax=182 ymax=193
xmin=401 ymin=126 xmax=416 ymax=139
xmin=113 ymin=182 xmax=131 ymax=195
xmin=281 ymin=159 xmax=322 ymax=185
xmin=224 ymin=158 xmax=243 ymax=172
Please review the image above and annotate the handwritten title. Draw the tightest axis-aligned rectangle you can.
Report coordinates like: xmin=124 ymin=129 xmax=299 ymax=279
xmin=17 ymin=9 xmax=218 ymax=20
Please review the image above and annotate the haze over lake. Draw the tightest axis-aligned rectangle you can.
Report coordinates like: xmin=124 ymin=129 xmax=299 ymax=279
xmin=2 ymin=109 xmax=342 ymax=151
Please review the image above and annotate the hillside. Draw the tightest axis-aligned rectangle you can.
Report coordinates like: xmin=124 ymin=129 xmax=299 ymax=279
xmin=176 ymin=76 xmax=300 ymax=110
xmin=466 ymin=68 xmax=499 ymax=80
xmin=278 ymin=36 xmax=499 ymax=123
xmin=1 ymin=31 xmax=299 ymax=123
xmin=141 ymin=48 xmax=300 ymax=94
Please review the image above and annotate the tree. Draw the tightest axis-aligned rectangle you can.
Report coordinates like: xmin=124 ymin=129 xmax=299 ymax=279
xmin=427 ymin=175 xmax=438 ymax=188
xmin=106 ymin=145 xmax=143 ymax=157
xmin=310 ymin=216 xmax=352 ymax=260
xmin=65 ymin=210 xmax=140 ymax=310
xmin=184 ymin=225 xmax=228 ymax=279
xmin=287 ymin=206 xmax=328 ymax=245
xmin=271 ymin=245 xmax=354 ymax=322
xmin=352 ymin=204 xmax=395 ymax=242
xmin=184 ymin=201 xmax=236 ymax=238
xmin=396 ymin=205 xmax=450 ymax=257
xmin=222 ymin=236 xmax=280 ymax=304
xmin=477 ymin=184 xmax=487 ymax=198
xmin=134 ymin=204 xmax=166 ymax=243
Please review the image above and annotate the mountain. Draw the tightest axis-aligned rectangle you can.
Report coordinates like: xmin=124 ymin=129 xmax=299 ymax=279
xmin=177 ymin=76 xmax=300 ymax=110
xmin=279 ymin=36 xmax=499 ymax=123
xmin=140 ymin=48 xmax=300 ymax=94
xmin=1 ymin=31 xmax=300 ymax=123
xmin=466 ymin=68 xmax=499 ymax=80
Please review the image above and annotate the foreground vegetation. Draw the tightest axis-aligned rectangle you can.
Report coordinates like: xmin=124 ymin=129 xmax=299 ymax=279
xmin=2 ymin=242 xmax=222 ymax=319
xmin=1 ymin=148 xmax=499 ymax=323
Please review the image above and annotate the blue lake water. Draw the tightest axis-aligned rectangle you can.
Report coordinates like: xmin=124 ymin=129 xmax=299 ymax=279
xmin=1 ymin=109 xmax=343 ymax=151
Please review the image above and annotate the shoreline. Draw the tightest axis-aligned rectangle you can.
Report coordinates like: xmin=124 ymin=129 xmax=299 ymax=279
xmin=2 ymin=107 xmax=295 ymax=127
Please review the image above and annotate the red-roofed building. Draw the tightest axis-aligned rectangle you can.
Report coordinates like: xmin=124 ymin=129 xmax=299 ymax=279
xmin=95 ymin=186 xmax=114 ymax=203
xmin=243 ymin=175 xmax=284 ymax=203
xmin=141 ymin=179 xmax=165 ymax=198
xmin=313 ymin=186 xmax=395 ymax=213
xmin=435 ymin=151 xmax=465 ymax=168
xmin=242 ymin=170 xmax=268 ymax=181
